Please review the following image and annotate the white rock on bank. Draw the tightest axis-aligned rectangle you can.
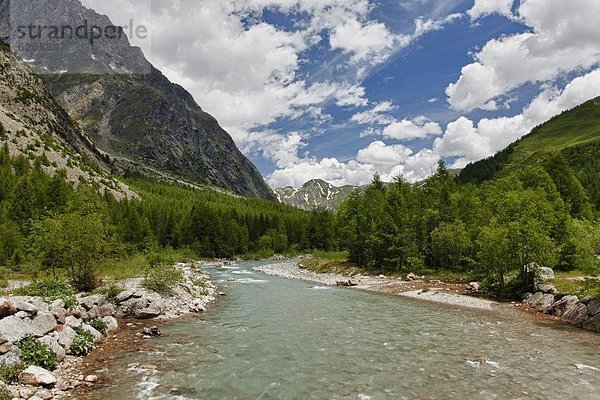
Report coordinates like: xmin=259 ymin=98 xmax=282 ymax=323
xmin=0 ymin=315 xmax=35 ymax=342
xmin=18 ymin=366 xmax=57 ymax=387
xmin=30 ymin=312 xmax=58 ymax=337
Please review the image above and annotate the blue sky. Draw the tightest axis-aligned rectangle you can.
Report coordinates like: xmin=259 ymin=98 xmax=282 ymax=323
xmin=85 ymin=0 xmax=600 ymax=188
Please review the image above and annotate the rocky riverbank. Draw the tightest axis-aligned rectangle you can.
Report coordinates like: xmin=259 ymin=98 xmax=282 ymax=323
xmin=253 ymin=261 xmax=600 ymax=333
xmin=0 ymin=261 xmax=218 ymax=400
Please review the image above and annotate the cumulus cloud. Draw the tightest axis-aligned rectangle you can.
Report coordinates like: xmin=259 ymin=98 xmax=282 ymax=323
xmin=437 ymin=68 xmax=600 ymax=166
xmin=356 ymin=141 xmax=413 ymax=166
xmin=448 ymin=0 xmax=600 ymax=112
xmin=381 ymin=117 xmax=443 ymax=140
xmin=467 ymin=0 xmax=514 ymax=20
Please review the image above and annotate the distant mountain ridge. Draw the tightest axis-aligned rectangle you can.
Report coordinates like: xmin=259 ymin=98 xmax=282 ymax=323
xmin=0 ymin=0 xmax=275 ymax=200
xmin=275 ymin=179 xmax=357 ymax=211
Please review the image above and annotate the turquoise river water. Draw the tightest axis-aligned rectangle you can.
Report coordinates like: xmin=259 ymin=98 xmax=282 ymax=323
xmin=91 ymin=261 xmax=600 ymax=400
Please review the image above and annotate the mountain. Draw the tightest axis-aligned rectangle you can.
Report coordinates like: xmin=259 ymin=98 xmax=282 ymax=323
xmin=275 ymin=179 xmax=357 ymax=211
xmin=0 ymin=40 xmax=134 ymax=199
xmin=458 ymin=96 xmax=600 ymax=208
xmin=0 ymin=0 xmax=275 ymax=200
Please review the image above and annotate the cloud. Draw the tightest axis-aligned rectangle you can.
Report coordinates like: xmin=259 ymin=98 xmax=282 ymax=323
xmin=448 ymin=0 xmax=600 ymax=112
xmin=436 ymin=67 xmax=600 ymax=166
xmin=381 ymin=117 xmax=443 ymax=140
xmin=350 ymin=101 xmax=396 ymax=124
xmin=356 ymin=141 xmax=413 ymax=166
xmin=467 ymin=0 xmax=514 ymax=20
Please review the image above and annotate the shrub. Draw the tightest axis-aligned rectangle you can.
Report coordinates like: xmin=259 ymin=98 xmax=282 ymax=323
xmin=15 ymin=337 xmax=57 ymax=371
xmin=0 ymin=363 xmax=24 ymax=384
xmin=89 ymin=318 xmax=108 ymax=335
xmin=70 ymin=328 xmax=95 ymax=356
xmin=142 ymin=264 xmax=183 ymax=294
xmin=62 ymin=295 xmax=79 ymax=310
xmin=18 ymin=278 xmax=74 ymax=299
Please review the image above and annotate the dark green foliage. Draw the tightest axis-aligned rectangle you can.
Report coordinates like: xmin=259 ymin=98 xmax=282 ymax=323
xmin=0 ymin=363 xmax=23 ymax=384
xmin=89 ymin=318 xmax=108 ymax=335
xmin=15 ymin=337 xmax=58 ymax=371
xmin=17 ymin=278 xmax=74 ymax=298
xmin=142 ymin=263 xmax=184 ymax=294
xmin=70 ymin=328 xmax=95 ymax=356
xmin=337 ymin=160 xmax=598 ymax=294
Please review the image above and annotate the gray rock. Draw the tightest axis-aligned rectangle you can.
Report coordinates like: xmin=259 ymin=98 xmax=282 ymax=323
xmin=13 ymin=301 xmax=38 ymax=315
xmin=116 ymin=290 xmax=135 ymax=303
xmin=39 ymin=336 xmax=65 ymax=361
xmin=0 ymin=341 xmax=12 ymax=354
xmin=53 ymin=326 xmax=77 ymax=350
xmin=34 ymin=389 xmax=53 ymax=400
xmin=526 ymin=292 xmax=555 ymax=313
xmin=587 ymin=299 xmax=600 ymax=316
xmin=18 ymin=366 xmax=57 ymax=387
xmin=0 ymin=344 xmax=20 ymax=366
xmin=51 ymin=306 xmax=66 ymax=325
xmin=78 ymin=295 xmax=103 ymax=311
xmin=550 ymin=295 xmax=579 ymax=317
xmin=536 ymin=266 xmax=555 ymax=282
xmin=81 ymin=324 xmax=103 ymax=343
xmin=84 ymin=374 xmax=99 ymax=383
xmin=562 ymin=303 xmax=589 ymax=327
xmin=30 ymin=396 xmax=45 ymax=400
xmin=15 ymin=310 xmax=30 ymax=319
xmin=19 ymin=387 xmax=36 ymax=399
xmin=27 ymin=299 xmax=49 ymax=313
xmin=583 ymin=314 xmax=600 ymax=333
xmin=536 ymin=284 xmax=558 ymax=295
xmin=50 ymin=299 xmax=65 ymax=310
xmin=101 ymin=316 xmax=118 ymax=333
xmin=87 ymin=304 xmax=115 ymax=319
xmin=0 ymin=298 xmax=16 ymax=318
xmin=30 ymin=313 xmax=58 ymax=337
xmin=135 ymin=308 xmax=161 ymax=319
xmin=0 ymin=315 xmax=35 ymax=342
xmin=64 ymin=316 xmax=82 ymax=329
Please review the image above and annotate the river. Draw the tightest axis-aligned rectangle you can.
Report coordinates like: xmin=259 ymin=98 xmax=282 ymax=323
xmin=91 ymin=261 xmax=600 ymax=400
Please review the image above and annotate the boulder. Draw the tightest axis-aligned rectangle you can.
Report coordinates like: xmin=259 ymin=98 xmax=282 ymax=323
xmin=39 ymin=336 xmax=65 ymax=361
xmin=64 ymin=316 xmax=82 ymax=329
xmin=13 ymin=301 xmax=38 ymax=315
xmin=85 ymin=375 xmax=99 ymax=383
xmin=0 ymin=315 xmax=35 ymax=342
xmin=141 ymin=326 xmax=161 ymax=337
xmin=583 ymin=314 xmax=600 ymax=333
xmin=116 ymin=290 xmax=135 ymax=303
xmin=467 ymin=282 xmax=481 ymax=292
xmin=19 ymin=387 xmax=36 ymax=399
xmin=135 ymin=308 xmax=161 ymax=319
xmin=536 ymin=284 xmax=558 ymax=295
xmin=50 ymin=299 xmax=65 ymax=310
xmin=0 ymin=345 xmax=20 ymax=366
xmin=78 ymin=295 xmax=103 ymax=311
xmin=27 ymin=299 xmax=49 ymax=313
xmin=87 ymin=304 xmax=115 ymax=319
xmin=406 ymin=273 xmax=418 ymax=281
xmin=34 ymin=389 xmax=53 ymax=400
xmin=562 ymin=303 xmax=589 ymax=327
xmin=550 ymin=295 xmax=579 ymax=317
xmin=30 ymin=313 xmax=58 ymax=338
xmin=101 ymin=316 xmax=118 ymax=333
xmin=536 ymin=267 xmax=555 ymax=282
xmin=526 ymin=292 xmax=555 ymax=313
xmin=18 ymin=366 xmax=57 ymax=387
xmin=0 ymin=341 xmax=12 ymax=354
xmin=53 ymin=325 xmax=77 ymax=350
xmin=0 ymin=298 xmax=16 ymax=318
xmin=15 ymin=310 xmax=30 ymax=319
xmin=587 ymin=299 xmax=600 ymax=316
xmin=51 ymin=306 xmax=66 ymax=325
xmin=81 ymin=324 xmax=103 ymax=343
xmin=336 ymin=279 xmax=361 ymax=287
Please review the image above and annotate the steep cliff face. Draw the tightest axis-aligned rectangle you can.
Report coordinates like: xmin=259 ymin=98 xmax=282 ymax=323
xmin=0 ymin=0 xmax=275 ymax=200
xmin=0 ymin=40 xmax=135 ymax=198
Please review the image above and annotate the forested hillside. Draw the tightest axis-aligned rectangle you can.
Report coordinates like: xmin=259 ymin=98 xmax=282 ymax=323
xmin=0 ymin=145 xmax=334 ymax=291
xmin=336 ymin=159 xmax=600 ymax=295
xmin=458 ymin=97 xmax=600 ymax=209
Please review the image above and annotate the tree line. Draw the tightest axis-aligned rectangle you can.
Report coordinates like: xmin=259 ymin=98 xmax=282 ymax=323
xmin=336 ymin=157 xmax=600 ymax=294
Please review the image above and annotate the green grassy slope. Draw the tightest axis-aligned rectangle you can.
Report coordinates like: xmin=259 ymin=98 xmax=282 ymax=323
xmin=458 ymin=96 xmax=600 ymax=184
